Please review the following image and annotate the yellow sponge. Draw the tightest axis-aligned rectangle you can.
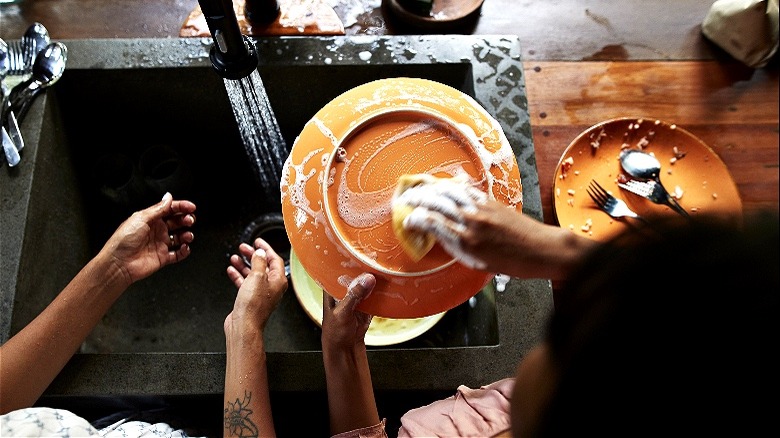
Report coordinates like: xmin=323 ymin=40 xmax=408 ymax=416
xmin=391 ymin=174 xmax=440 ymax=262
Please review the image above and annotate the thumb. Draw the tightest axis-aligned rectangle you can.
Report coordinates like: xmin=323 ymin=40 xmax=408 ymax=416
xmin=340 ymin=273 xmax=376 ymax=313
xmin=159 ymin=192 xmax=173 ymax=209
xmin=249 ymin=248 xmax=267 ymax=273
xmin=150 ymin=192 xmax=174 ymax=220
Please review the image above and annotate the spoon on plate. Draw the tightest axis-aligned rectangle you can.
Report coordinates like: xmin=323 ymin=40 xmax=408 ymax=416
xmin=620 ymin=148 xmax=664 ymax=180
xmin=619 ymin=148 xmax=690 ymax=217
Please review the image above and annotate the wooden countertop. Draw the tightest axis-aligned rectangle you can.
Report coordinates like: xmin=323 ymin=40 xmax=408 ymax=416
xmin=2 ymin=0 xmax=777 ymax=225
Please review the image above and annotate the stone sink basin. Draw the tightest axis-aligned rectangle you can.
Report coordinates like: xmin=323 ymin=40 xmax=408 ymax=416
xmin=0 ymin=36 xmax=552 ymax=403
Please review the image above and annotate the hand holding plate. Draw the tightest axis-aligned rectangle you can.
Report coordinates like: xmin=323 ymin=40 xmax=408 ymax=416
xmin=322 ymin=273 xmax=376 ymax=351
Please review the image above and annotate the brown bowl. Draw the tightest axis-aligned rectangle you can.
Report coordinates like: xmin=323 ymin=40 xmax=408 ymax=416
xmin=384 ymin=0 xmax=485 ymax=32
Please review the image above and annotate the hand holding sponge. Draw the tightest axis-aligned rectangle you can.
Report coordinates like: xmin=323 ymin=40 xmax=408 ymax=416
xmin=390 ymin=173 xmax=487 ymax=266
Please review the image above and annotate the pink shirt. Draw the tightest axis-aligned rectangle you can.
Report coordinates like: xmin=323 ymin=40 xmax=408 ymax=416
xmin=331 ymin=378 xmax=515 ymax=438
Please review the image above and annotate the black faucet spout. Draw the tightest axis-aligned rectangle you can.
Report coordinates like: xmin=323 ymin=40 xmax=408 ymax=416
xmin=198 ymin=0 xmax=258 ymax=80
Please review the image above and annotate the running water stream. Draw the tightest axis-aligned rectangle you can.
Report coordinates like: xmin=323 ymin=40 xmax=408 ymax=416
xmin=223 ymin=69 xmax=288 ymax=205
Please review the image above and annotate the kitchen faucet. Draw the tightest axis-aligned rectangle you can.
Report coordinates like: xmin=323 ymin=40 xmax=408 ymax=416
xmin=197 ymin=0 xmax=259 ymax=79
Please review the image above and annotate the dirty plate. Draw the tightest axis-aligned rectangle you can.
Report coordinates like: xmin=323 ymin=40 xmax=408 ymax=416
xmin=281 ymin=77 xmax=522 ymax=318
xmin=553 ymin=117 xmax=742 ymax=241
xmin=290 ymin=250 xmax=446 ymax=346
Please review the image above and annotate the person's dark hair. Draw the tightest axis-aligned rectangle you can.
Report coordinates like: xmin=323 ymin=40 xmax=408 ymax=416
xmin=536 ymin=211 xmax=779 ymax=435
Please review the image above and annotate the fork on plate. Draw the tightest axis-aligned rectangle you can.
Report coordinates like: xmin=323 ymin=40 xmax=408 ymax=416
xmin=587 ymin=179 xmax=647 ymax=222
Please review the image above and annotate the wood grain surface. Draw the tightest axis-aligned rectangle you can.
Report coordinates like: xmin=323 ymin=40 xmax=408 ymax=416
xmin=525 ymin=60 xmax=779 ymax=223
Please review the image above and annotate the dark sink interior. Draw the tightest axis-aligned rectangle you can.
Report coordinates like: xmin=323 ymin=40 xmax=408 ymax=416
xmin=9 ymin=62 xmax=499 ymax=353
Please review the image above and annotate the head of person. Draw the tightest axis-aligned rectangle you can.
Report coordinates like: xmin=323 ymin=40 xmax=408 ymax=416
xmin=511 ymin=211 xmax=779 ymax=436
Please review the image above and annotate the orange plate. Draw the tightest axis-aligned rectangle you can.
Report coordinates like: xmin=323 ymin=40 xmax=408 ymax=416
xmin=553 ymin=117 xmax=742 ymax=241
xmin=281 ymin=77 xmax=522 ymax=318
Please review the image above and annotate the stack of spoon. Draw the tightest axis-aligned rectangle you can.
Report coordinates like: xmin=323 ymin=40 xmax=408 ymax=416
xmin=1 ymin=22 xmax=68 ymax=167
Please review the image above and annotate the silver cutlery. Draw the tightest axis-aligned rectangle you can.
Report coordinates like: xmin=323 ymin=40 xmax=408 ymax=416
xmin=620 ymin=149 xmax=664 ymax=180
xmin=618 ymin=179 xmax=690 ymax=217
xmin=1 ymin=25 xmax=62 ymax=168
xmin=5 ymin=110 xmax=23 ymax=152
xmin=0 ymin=98 xmax=23 ymax=166
xmin=0 ymin=37 xmax=8 ymax=78
xmin=1 ymin=62 xmax=22 ymax=165
xmin=0 ymin=39 xmax=12 ymax=166
xmin=4 ymin=23 xmax=50 ymax=77
xmin=587 ymin=179 xmax=646 ymax=222
xmin=8 ymin=42 xmax=67 ymax=122
xmin=2 ymin=125 xmax=20 ymax=167
xmin=0 ymin=38 xmax=9 ymax=100
xmin=25 ymin=23 xmax=51 ymax=72
xmin=619 ymin=148 xmax=689 ymax=217
xmin=6 ymin=39 xmax=28 ymax=76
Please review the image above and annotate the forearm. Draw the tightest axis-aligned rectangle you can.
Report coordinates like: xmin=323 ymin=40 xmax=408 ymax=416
xmin=0 ymin=254 xmax=128 ymax=414
xmin=323 ymin=345 xmax=380 ymax=435
xmin=224 ymin=326 xmax=275 ymax=438
xmin=499 ymin=222 xmax=598 ymax=281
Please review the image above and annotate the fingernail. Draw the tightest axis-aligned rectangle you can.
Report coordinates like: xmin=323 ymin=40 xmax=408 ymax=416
xmin=162 ymin=192 xmax=172 ymax=201
xmin=358 ymin=274 xmax=374 ymax=297
xmin=255 ymin=248 xmax=266 ymax=258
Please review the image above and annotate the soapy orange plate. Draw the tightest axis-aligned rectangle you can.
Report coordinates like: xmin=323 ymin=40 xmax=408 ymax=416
xmin=553 ymin=117 xmax=742 ymax=241
xmin=281 ymin=77 xmax=522 ymax=318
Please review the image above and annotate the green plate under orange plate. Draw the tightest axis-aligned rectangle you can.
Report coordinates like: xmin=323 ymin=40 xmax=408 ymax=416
xmin=290 ymin=250 xmax=446 ymax=346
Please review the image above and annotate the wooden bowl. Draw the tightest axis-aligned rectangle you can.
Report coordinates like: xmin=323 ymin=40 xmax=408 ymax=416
xmin=384 ymin=0 xmax=486 ymax=32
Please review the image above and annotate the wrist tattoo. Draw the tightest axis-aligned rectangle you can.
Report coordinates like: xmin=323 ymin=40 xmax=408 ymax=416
xmin=224 ymin=390 xmax=259 ymax=437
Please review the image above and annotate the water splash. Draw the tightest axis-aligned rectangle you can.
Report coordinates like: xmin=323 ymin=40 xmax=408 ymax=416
xmin=223 ymin=70 xmax=287 ymax=205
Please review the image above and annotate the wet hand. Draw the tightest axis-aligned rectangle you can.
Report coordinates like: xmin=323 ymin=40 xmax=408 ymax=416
xmin=225 ymin=238 xmax=288 ymax=331
xmin=405 ymin=191 xmax=592 ymax=280
xmin=321 ymin=273 xmax=376 ymax=352
xmin=395 ymin=181 xmax=490 ymax=270
xmin=101 ymin=192 xmax=197 ymax=287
